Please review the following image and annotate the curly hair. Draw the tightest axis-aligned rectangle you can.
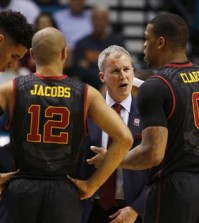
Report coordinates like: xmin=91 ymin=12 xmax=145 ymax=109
xmin=0 ymin=10 xmax=35 ymax=48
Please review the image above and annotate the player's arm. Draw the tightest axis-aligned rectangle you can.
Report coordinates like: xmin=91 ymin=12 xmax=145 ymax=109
xmin=0 ymin=170 xmax=20 ymax=194
xmin=0 ymin=80 xmax=17 ymax=190
xmin=122 ymin=78 xmax=169 ymax=170
xmin=0 ymin=80 xmax=13 ymax=113
xmin=86 ymin=86 xmax=133 ymax=193
xmin=69 ymin=85 xmax=133 ymax=199
xmin=122 ymin=126 xmax=168 ymax=170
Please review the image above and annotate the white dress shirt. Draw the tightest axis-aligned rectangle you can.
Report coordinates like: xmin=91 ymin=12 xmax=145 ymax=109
xmin=102 ymin=92 xmax=132 ymax=200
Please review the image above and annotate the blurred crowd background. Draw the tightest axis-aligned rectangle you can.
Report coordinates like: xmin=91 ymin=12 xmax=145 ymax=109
xmin=0 ymin=0 xmax=199 ymax=85
xmin=0 ymin=0 xmax=199 ymax=145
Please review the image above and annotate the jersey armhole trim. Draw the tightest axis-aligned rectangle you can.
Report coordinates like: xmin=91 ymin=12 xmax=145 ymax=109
xmin=150 ymin=75 xmax=176 ymax=120
xmin=84 ymin=84 xmax=89 ymax=135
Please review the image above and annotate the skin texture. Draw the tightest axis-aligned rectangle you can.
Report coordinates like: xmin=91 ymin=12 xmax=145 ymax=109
xmin=99 ymin=53 xmax=134 ymax=103
xmin=0 ymin=10 xmax=34 ymax=72
xmin=0 ymin=170 xmax=19 ymax=195
xmin=0 ymin=34 xmax=27 ymax=72
xmin=0 ymin=28 xmax=133 ymax=199
xmin=110 ymin=206 xmax=138 ymax=223
xmin=143 ymin=23 xmax=188 ymax=68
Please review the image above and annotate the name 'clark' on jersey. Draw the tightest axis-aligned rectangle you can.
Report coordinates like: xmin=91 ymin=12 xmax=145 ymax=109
xmin=149 ymin=62 xmax=199 ymax=184
xmin=8 ymin=73 xmax=87 ymax=177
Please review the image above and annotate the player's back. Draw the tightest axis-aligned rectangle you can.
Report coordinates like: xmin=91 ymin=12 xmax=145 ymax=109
xmin=9 ymin=73 xmax=87 ymax=177
xmin=148 ymin=63 xmax=199 ymax=183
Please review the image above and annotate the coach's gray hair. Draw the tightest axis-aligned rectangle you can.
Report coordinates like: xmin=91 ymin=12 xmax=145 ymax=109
xmin=98 ymin=45 xmax=132 ymax=72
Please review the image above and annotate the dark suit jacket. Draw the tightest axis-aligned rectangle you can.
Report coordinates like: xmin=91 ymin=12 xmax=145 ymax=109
xmin=78 ymin=96 xmax=148 ymax=222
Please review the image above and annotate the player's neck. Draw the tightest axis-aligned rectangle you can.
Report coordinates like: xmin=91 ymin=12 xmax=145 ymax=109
xmin=36 ymin=66 xmax=63 ymax=77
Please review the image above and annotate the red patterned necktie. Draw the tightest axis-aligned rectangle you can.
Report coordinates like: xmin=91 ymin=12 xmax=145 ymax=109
xmin=99 ymin=103 xmax=122 ymax=210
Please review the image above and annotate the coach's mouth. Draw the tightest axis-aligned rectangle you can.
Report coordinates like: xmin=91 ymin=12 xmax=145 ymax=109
xmin=119 ymin=83 xmax=128 ymax=88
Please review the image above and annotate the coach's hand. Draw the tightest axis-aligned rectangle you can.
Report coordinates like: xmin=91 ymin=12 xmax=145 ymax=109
xmin=110 ymin=206 xmax=138 ymax=223
xmin=87 ymin=146 xmax=107 ymax=169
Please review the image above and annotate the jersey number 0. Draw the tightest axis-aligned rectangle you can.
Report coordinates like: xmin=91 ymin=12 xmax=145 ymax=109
xmin=192 ymin=92 xmax=199 ymax=129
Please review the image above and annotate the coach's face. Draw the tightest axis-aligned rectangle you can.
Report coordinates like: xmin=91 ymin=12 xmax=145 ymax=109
xmin=99 ymin=54 xmax=134 ymax=103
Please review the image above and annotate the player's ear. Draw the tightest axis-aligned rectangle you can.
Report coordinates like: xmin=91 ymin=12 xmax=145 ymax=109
xmin=158 ymin=36 xmax=166 ymax=50
xmin=29 ymin=48 xmax=35 ymax=60
xmin=61 ymin=47 xmax=67 ymax=61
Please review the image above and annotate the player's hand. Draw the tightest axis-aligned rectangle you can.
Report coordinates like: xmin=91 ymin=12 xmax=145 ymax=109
xmin=67 ymin=175 xmax=94 ymax=200
xmin=0 ymin=170 xmax=19 ymax=194
xmin=86 ymin=146 xmax=107 ymax=168
xmin=110 ymin=206 xmax=138 ymax=223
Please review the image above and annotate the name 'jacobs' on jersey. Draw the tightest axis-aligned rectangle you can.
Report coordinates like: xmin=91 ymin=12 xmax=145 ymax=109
xmin=30 ymin=84 xmax=71 ymax=98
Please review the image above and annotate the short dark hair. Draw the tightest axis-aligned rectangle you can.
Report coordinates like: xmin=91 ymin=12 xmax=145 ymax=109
xmin=0 ymin=10 xmax=35 ymax=48
xmin=149 ymin=13 xmax=189 ymax=48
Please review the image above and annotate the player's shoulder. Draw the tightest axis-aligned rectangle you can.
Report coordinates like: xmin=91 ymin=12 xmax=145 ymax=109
xmin=139 ymin=75 xmax=169 ymax=98
xmin=140 ymin=75 xmax=162 ymax=88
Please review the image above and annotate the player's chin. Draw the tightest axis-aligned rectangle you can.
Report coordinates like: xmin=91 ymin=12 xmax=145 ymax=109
xmin=144 ymin=57 xmax=153 ymax=68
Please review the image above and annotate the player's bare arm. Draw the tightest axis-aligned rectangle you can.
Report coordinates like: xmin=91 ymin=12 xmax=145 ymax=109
xmin=69 ymin=86 xmax=133 ymax=199
xmin=0 ymin=80 xmax=16 ymax=189
xmin=0 ymin=80 xmax=13 ymax=112
xmin=0 ymin=170 xmax=20 ymax=193
xmin=87 ymin=126 xmax=168 ymax=170
xmin=122 ymin=126 xmax=168 ymax=170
